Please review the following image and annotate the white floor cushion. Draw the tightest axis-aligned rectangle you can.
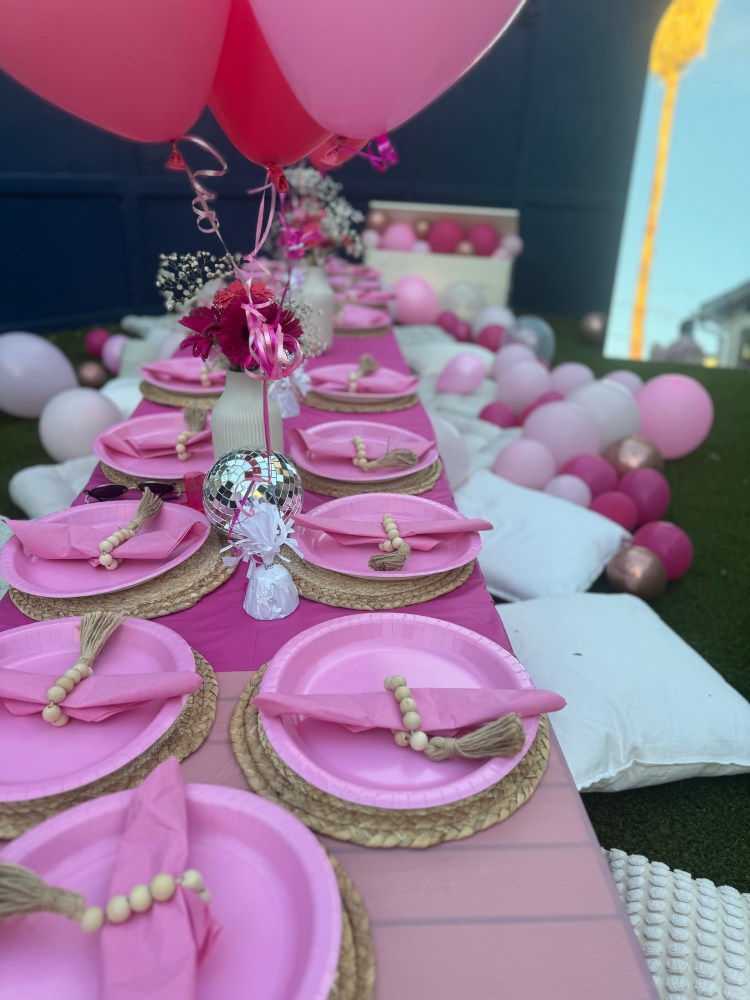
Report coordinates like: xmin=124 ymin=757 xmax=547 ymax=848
xmin=8 ymin=455 xmax=99 ymax=519
xmin=499 ymin=593 xmax=750 ymax=791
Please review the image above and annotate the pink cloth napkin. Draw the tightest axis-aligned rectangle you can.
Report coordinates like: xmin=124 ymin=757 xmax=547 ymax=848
xmin=334 ymin=290 xmax=396 ymax=305
xmin=293 ymin=512 xmax=492 ymax=551
xmin=254 ymin=687 xmax=565 ymax=734
xmin=335 ymin=305 xmax=390 ymax=329
xmin=310 ymin=366 xmax=417 ymax=395
xmin=290 ymin=427 xmax=434 ymax=463
xmin=141 ymin=359 xmax=225 ymax=388
xmin=99 ymin=425 xmax=212 ymax=461
xmin=5 ymin=517 xmax=204 ymax=564
xmin=0 ymin=668 xmax=202 ymax=721
xmin=100 ymin=758 xmax=221 ymax=1000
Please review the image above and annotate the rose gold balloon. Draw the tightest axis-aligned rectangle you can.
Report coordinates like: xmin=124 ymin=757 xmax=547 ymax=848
xmin=366 ymin=209 xmax=388 ymax=233
xmin=606 ymin=546 xmax=668 ymax=601
xmin=455 ymin=239 xmax=475 ymax=256
xmin=603 ymin=435 xmax=665 ymax=475
xmin=77 ymin=360 xmax=107 ymax=388
xmin=580 ymin=311 xmax=606 ymax=344
xmin=414 ymin=218 xmax=431 ymax=239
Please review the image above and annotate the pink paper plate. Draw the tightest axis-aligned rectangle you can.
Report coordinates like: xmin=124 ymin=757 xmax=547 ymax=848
xmin=0 ymin=501 xmax=209 ymax=598
xmin=334 ymin=305 xmax=390 ymax=332
xmin=94 ymin=412 xmax=215 ymax=480
xmin=140 ymin=358 xmax=225 ymax=396
xmin=294 ymin=492 xmax=481 ymax=578
xmin=260 ymin=613 xmax=539 ymax=809
xmin=288 ymin=420 xmax=438 ymax=483
xmin=0 ymin=784 xmax=342 ymax=999
xmin=0 ymin=617 xmax=196 ymax=801
xmin=309 ymin=363 xmax=415 ymax=403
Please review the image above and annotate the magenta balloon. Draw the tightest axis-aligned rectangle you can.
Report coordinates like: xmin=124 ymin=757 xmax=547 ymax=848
xmin=491 ymin=343 xmax=536 ymax=379
xmin=632 ymin=521 xmax=693 ymax=580
xmin=467 ymin=223 xmax=500 ymax=257
xmin=452 ymin=320 xmax=473 ymax=343
xmin=248 ymin=0 xmax=524 ymax=136
xmin=618 ymin=468 xmax=671 ymax=525
xmin=392 ymin=276 xmax=439 ymax=324
xmin=590 ymin=491 xmax=638 ymax=531
xmin=437 ymin=310 xmax=460 ymax=334
xmin=381 ymin=221 xmax=417 ymax=251
xmin=517 ymin=390 xmax=564 ymax=425
xmin=544 ymin=474 xmax=592 ymax=507
xmin=492 ymin=439 xmax=556 ymax=490
xmin=428 ymin=220 xmax=464 ymax=255
xmin=0 ymin=0 xmax=230 ymax=142
xmin=101 ymin=334 xmax=129 ymax=375
xmin=604 ymin=369 xmax=644 ymax=395
xmin=495 ymin=361 xmax=552 ymax=415
xmin=522 ymin=400 xmax=601 ymax=466
xmin=479 ymin=401 xmax=515 ymax=428
xmin=0 ymin=332 xmax=78 ymax=418
xmin=436 ymin=353 xmax=487 ymax=395
xmin=561 ymin=454 xmax=618 ymax=497
xmin=476 ymin=325 xmax=506 ymax=352
xmin=637 ymin=374 xmax=714 ymax=459
xmin=550 ymin=362 xmax=595 ymax=396
xmin=83 ymin=327 xmax=111 ymax=360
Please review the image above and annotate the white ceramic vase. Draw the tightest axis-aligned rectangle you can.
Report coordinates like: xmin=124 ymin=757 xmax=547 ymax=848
xmin=211 ymin=370 xmax=283 ymax=460
xmin=300 ymin=264 xmax=335 ymax=353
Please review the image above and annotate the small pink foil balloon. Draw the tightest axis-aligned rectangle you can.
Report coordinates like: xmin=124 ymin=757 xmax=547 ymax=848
xmin=618 ymin=468 xmax=671 ymax=525
xmin=590 ymin=491 xmax=638 ymax=531
xmin=496 ymin=360 xmax=552 ymax=415
xmin=561 ymin=454 xmax=618 ymax=497
xmin=605 ymin=369 xmax=643 ymax=395
xmin=476 ymin=325 xmax=507 ymax=351
xmin=522 ymin=400 xmax=601 ymax=466
xmin=381 ymin=221 xmax=417 ymax=251
xmin=467 ymin=223 xmax=500 ymax=257
xmin=491 ymin=343 xmax=536 ymax=379
xmin=544 ymin=474 xmax=592 ymax=507
xmin=393 ymin=276 xmax=439 ymax=324
xmin=550 ymin=361 xmax=594 ymax=396
xmin=517 ymin=390 xmax=564 ymax=425
xmin=479 ymin=401 xmax=515 ymax=428
xmin=428 ymin=219 xmax=463 ymax=254
xmin=632 ymin=521 xmax=693 ymax=580
xmin=637 ymin=374 xmax=714 ymax=459
xmin=84 ymin=327 xmax=111 ymax=359
xmin=492 ymin=439 xmax=556 ymax=489
xmin=101 ymin=333 xmax=128 ymax=374
xmin=436 ymin=353 xmax=486 ymax=395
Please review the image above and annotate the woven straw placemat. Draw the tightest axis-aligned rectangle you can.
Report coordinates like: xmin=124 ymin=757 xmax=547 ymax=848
xmin=334 ymin=326 xmax=390 ymax=339
xmin=101 ymin=463 xmax=186 ymax=495
xmin=230 ymin=665 xmax=550 ymax=849
xmin=0 ymin=651 xmax=217 ymax=840
xmin=280 ymin=547 xmax=473 ymax=610
xmin=139 ymin=381 xmax=220 ymax=410
xmin=9 ymin=530 xmax=235 ymax=621
xmin=299 ymin=459 xmax=442 ymax=499
xmin=328 ymin=854 xmax=375 ymax=1000
xmin=304 ymin=391 xmax=419 ymax=413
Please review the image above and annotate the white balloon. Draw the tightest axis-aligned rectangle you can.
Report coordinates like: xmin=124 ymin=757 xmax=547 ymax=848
xmin=427 ymin=411 xmax=470 ymax=489
xmin=39 ymin=388 xmax=121 ymax=461
xmin=567 ymin=380 xmax=640 ymax=450
xmin=472 ymin=305 xmax=516 ymax=337
xmin=0 ymin=332 xmax=78 ymax=418
xmin=439 ymin=281 xmax=487 ymax=323
xmin=604 ymin=370 xmax=644 ymax=395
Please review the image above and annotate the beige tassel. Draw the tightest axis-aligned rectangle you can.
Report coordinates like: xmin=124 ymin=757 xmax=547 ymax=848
xmin=357 ymin=353 xmax=380 ymax=376
xmin=368 ymin=541 xmax=411 ymax=572
xmin=125 ymin=487 xmax=163 ymax=532
xmin=424 ymin=713 xmax=525 ymax=761
xmin=77 ymin=610 xmax=126 ymax=669
xmin=182 ymin=406 xmax=206 ymax=435
xmin=0 ymin=862 xmax=84 ymax=922
xmin=360 ymin=448 xmax=418 ymax=472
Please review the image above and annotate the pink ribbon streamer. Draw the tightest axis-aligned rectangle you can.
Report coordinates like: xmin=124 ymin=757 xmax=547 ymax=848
xmin=344 ymin=134 xmax=399 ymax=172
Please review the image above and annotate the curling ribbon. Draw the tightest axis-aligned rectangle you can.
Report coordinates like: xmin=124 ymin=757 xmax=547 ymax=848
xmin=343 ymin=134 xmax=399 ymax=172
xmin=244 ymin=164 xmax=288 ymax=272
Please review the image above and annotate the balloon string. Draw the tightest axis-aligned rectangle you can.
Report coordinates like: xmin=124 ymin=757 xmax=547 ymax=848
xmin=344 ymin=134 xmax=399 ymax=172
xmin=166 ymin=135 xmax=243 ymax=280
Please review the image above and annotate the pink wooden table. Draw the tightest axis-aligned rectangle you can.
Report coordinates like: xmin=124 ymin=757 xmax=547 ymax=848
xmin=0 ymin=329 xmax=657 ymax=998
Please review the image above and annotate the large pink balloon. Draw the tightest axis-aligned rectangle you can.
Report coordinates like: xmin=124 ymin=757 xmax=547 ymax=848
xmin=249 ymin=0 xmax=525 ymax=137
xmin=492 ymin=439 xmax=556 ymax=490
xmin=522 ymin=401 xmax=601 ymax=467
xmin=491 ymin=343 xmax=536 ymax=380
xmin=436 ymin=354 xmax=487 ymax=395
xmin=0 ymin=332 xmax=77 ymax=418
xmin=495 ymin=361 xmax=552 ymax=415
xmin=550 ymin=362 xmax=594 ymax=396
xmin=393 ymin=276 xmax=439 ymax=324
xmin=0 ymin=0 xmax=230 ymax=142
xmin=632 ymin=521 xmax=693 ymax=580
xmin=637 ymin=374 xmax=714 ymax=459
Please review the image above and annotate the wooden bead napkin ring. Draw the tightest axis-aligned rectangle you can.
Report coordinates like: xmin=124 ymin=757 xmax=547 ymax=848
xmin=346 ymin=353 xmax=379 ymax=394
xmin=97 ymin=488 xmax=163 ymax=570
xmin=368 ymin=513 xmax=411 ymax=571
xmin=175 ymin=406 xmax=207 ymax=462
xmin=351 ymin=436 xmax=418 ymax=473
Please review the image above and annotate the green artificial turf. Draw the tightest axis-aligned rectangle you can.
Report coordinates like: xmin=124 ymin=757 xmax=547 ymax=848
xmin=1 ymin=317 xmax=748 ymax=890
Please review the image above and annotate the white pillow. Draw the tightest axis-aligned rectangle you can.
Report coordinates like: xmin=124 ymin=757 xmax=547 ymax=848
xmin=499 ymin=593 xmax=750 ymax=791
xmin=9 ymin=455 xmax=99 ymax=519
xmin=605 ymin=848 xmax=750 ymax=1000
xmin=455 ymin=470 xmax=629 ymax=601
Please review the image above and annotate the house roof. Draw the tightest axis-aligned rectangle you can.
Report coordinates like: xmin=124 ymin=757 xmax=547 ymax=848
xmin=698 ymin=280 xmax=750 ymax=320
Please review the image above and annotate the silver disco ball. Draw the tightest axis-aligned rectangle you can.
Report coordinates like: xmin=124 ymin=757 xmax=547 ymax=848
xmin=203 ymin=449 xmax=303 ymax=538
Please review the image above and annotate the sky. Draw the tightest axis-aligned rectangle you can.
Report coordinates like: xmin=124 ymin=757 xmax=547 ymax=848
xmin=605 ymin=0 xmax=750 ymax=363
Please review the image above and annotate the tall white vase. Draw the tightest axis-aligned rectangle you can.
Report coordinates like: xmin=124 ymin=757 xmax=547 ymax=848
xmin=300 ymin=264 xmax=335 ymax=353
xmin=211 ymin=371 xmax=283 ymax=460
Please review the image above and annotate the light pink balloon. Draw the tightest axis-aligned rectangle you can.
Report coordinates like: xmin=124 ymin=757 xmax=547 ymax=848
xmin=544 ymin=474 xmax=592 ymax=507
xmin=567 ymin=380 xmax=640 ymax=450
xmin=604 ymin=369 xmax=644 ymax=395
xmin=249 ymin=0 xmax=524 ymax=137
xmin=0 ymin=0 xmax=230 ymax=142
xmin=361 ymin=229 xmax=381 ymax=249
xmin=381 ymin=221 xmax=417 ymax=251
xmin=495 ymin=361 xmax=552 ymax=415
xmin=500 ymin=233 xmax=524 ymax=258
xmin=637 ymin=374 xmax=714 ymax=459
xmin=492 ymin=439 xmax=556 ymax=490
xmin=0 ymin=332 xmax=78 ymax=418
xmin=491 ymin=343 xmax=536 ymax=380
xmin=550 ymin=362 xmax=595 ymax=396
xmin=436 ymin=354 xmax=487 ymax=395
xmin=393 ymin=276 xmax=439 ymax=325
xmin=101 ymin=334 xmax=129 ymax=374
xmin=39 ymin=388 xmax=121 ymax=461
xmin=522 ymin=400 xmax=601 ymax=466
xmin=411 ymin=239 xmax=431 ymax=254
